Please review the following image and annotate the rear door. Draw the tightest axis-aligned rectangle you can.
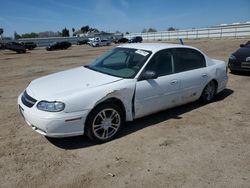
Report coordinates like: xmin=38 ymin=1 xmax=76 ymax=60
xmin=172 ymin=48 xmax=208 ymax=104
xmin=134 ymin=49 xmax=181 ymax=118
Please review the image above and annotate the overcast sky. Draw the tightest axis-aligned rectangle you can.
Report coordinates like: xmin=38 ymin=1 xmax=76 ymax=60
xmin=0 ymin=0 xmax=250 ymax=37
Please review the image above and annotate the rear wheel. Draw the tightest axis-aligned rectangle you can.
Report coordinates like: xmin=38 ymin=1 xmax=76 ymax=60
xmin=201 ymin=81 xmax=216 ymax=103
xmin=85 ymin=103 xmax=124 ymax=143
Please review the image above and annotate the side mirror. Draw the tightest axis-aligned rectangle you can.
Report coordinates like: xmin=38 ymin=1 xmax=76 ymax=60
xmin=240 ymin=44 xmax=245 ymax=47
xmin=141 ymin=70 xmax=158 ymax=80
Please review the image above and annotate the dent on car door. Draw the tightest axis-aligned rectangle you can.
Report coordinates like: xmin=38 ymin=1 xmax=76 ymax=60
xmin=134 ymin=49 xmax=181 ymax=118
xmin=172 ymin=48 xmax=208 ymax=104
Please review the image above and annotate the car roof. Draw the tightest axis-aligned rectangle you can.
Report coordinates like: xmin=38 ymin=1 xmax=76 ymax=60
xmin=118 ymin=43 xmax=198 ymax=53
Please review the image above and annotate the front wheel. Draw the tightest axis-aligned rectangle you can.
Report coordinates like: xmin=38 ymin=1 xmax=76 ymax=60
xmin=85 ymin=103 xmax=124 ymax=143
xmin=201 ymin=81 xmax=216 ymax=103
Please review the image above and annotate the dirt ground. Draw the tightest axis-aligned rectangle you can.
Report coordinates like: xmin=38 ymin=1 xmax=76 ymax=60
xmin=0 ymin=39 xmax=249 ymax=188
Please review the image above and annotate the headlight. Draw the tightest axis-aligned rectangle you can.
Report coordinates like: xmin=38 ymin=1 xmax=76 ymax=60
xmin=229 ymin=54 xmax=236 ymax=60
xmin=37 ymin=101 xmax=65 ymax=112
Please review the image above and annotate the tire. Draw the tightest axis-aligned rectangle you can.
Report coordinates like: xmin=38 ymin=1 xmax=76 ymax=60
xmin=200 ymin=81 xmax=217 ymax=103
xmin=85 ymin=103 xmax=124 ymax=143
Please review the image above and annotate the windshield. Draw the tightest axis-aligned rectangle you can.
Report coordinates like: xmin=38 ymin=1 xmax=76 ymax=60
xmin=85 ymin=47 xmax=152 ymax=78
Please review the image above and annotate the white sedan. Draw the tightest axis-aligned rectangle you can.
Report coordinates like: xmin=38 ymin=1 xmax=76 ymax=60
xmin=18 ymin=43 xmax=228 ymax=142
xmin=91 ymin=39 xmax=111 ymax=47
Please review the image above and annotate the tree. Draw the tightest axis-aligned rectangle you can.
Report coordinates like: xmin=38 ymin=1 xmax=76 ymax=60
xmin=167 ymin=27 xmax=177 ymax=31
xmin=148 ymin=28 xmax=157 ymax=32
xmin=142 ymin=28 xmax=147 ymax=33
xmin=125 ymin=31 xmax=129 ymax=34
xmin=21 ymin=32 xmax=38 ymax=38
xmin=81 ymin=25 xmax=90 ymax=33
xmin=62 ymin=27 xmax=70 ymax=37
xmin=89 ymin=28 xmax=99 ymax=33
xmin=14 ymin=31 xmax=21 ymax=39
xmin=0 ymin=28 xmax=3 ymax=40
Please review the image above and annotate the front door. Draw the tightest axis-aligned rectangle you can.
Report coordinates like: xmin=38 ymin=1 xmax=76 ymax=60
xmin=134 ymin=49 xmax=180 ymax=118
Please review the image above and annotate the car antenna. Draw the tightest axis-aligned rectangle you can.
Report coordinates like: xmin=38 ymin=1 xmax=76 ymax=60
xmin=179 ymin=38 xmax=184 ymax=45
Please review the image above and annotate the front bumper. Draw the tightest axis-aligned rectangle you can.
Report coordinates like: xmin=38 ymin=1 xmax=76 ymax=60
xmin=18 ymin=94 xmax=90 ymax=138
xmin=228 ymin=60 xmax=250 ymax=72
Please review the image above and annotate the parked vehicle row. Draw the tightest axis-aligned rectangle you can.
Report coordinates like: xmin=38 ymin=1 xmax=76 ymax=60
xmin=76 ymin=36 xmax=143 ymax=47
xmin=18 ymin=43 xmax=228 ymax=143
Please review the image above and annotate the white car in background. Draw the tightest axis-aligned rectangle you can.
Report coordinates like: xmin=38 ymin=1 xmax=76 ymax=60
xmin=90 ymin=39 xmax=111 ymax=47
xmin=18 ymin=43 xmax=228 ymax=143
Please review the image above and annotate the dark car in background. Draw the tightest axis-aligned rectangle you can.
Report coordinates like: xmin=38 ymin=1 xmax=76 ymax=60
xmin=4 ymin=42 xmax=26 ymax=53
xmin=77 ymin=39 xmax=89 ymax=45
xmin=19 ymin=42 xmax=37 ymax=50
xmin=128 ymin=36 xmax=143 ymax=43
xmin=114 ymin=37 xmax=128 ymax=43
xmin=228 ymin=41 xmax=250 ymax=72
xmin=46 ymin=41 xmax=71 ymax=51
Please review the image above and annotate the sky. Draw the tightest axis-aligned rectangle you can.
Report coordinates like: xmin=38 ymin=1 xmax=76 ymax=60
xmin=0 ymin=0 xmax=250 ymax=37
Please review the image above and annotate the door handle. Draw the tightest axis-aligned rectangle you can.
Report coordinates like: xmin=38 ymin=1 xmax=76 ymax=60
xmin=170 ymin=80 xmax=178 ymax=85
xmin=202 ymin=74 xmax=207 ymax=78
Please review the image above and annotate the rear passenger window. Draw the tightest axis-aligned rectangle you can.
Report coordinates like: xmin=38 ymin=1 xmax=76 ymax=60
xmin=173 ymin=48 xmax=206 ymax=73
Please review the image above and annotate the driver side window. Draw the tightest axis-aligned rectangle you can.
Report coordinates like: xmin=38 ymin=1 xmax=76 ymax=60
xmin=144 ymin=50 xmax=173 ymax=77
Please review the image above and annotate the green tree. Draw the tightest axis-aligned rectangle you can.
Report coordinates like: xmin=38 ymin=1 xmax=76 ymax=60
xmin=14 ymin=31 xmax=21 ymax=39
xmin=81 ymin=25 xmax=89 ymax=33
xmin=21 ymin=32 xmax=38 ymax=38
xmin=148 ymin=28 xmax=157 ymax=32
xmin=62 ymin=27 xmax=69 ymax=37
xmin=72 ymin=28 xmax=75 ymax=36
xmin=167 ymin=27 xmax=176 ymax=31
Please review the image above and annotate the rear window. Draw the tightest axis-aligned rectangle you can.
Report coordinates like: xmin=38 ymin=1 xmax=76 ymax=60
xmin=172 ymin=48 xmax=206 ymax=73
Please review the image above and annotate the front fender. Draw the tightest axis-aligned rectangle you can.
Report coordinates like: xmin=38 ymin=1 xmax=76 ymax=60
xmin=61 ymin=79 xmax=136 ymax=121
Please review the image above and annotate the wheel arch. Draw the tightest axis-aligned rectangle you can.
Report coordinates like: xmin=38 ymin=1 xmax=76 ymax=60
xmin=84 ymin=97 xmax=127 ymax=131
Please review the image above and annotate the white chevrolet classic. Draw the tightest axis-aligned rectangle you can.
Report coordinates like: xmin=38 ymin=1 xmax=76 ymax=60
xmin=18 ymin=43 xmax=228 ymax=142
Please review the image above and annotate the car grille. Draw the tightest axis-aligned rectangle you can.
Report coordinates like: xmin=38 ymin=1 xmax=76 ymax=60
xmin=21 ymin=90 xmax=37 ymax=108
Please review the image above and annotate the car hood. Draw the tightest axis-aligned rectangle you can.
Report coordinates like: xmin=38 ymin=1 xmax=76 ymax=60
xmin=26 ymin=67 xmax=123 ymax=100
xmin=233 ymin=47 xmax=250 ymax=59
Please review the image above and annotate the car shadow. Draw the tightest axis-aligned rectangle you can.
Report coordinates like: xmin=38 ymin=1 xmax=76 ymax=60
xmin=47 ymin=88 xmax=234 ymax=150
